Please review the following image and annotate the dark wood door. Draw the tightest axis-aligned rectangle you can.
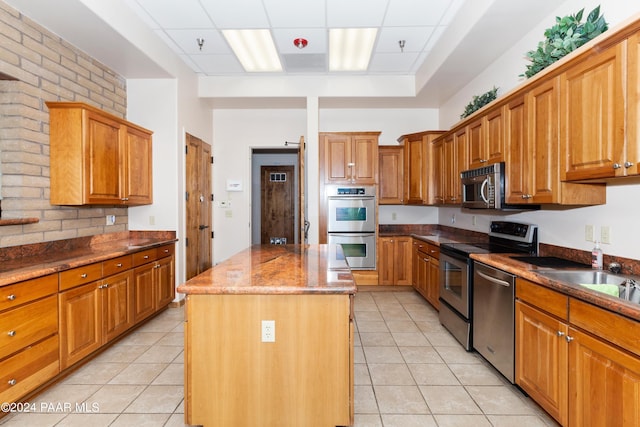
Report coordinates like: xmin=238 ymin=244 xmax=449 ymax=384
xmin=261 ymin=165 xmax=294 ymax=244
xmin=185 ymin=133 xmax=212 ymax=280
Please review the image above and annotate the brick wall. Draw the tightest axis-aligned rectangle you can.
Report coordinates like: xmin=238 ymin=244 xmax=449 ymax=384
xmin=0 ymin=1 xmax=129 ymax=248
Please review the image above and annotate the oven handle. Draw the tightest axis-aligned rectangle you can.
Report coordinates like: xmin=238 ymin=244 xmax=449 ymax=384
xmin=327 ymin=196 xmax=375 ymax=201
xmin=328 ymin=233 xmax=376 ymax=237
xmin=476 ymin=270 xmax=512 ymax=287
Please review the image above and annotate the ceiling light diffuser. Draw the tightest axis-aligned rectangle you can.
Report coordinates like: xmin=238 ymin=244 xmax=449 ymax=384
xmin=222 ymin=29 xmax=282 ymax=72
xmin=329 ymin=28 xmax=378 ymax=71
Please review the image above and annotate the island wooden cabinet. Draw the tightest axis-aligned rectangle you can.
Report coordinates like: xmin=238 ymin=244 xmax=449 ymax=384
xmin=560 ymin=40 xmax=625 ymax=181
xmin=412 ymin=239 xmax=439 ymax=309
xmin=378 ymin=145 xmax=404 ymax=204
xmin=320 ymin=132 xmax=379 ymax=184
xmin=0 ymin=274 xmax=59 ymax=405
xmin=378 ymin=236 xmax=411 ymax=285
xmin=47 ymin=102 xmax=153 ymax=206
xmin=185 ymin=294 xmax=353 ymax=427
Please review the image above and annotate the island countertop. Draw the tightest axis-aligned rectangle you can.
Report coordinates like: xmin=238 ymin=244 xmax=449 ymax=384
xmin=177 ymin=244 xmax=357 ymax=295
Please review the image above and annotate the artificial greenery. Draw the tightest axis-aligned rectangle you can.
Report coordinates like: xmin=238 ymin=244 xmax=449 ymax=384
xmin=522 ymin=5 xmax=608 ymax=78
xmin=460 ymin=87 xmax=498 ymax=119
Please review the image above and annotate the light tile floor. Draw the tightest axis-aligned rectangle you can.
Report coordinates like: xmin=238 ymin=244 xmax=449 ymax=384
xmin=0 ymin=288 xmax=559 ymax=427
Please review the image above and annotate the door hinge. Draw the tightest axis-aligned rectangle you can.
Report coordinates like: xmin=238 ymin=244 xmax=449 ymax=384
xmin=185 ymin=237 xmax=188 ymax=247
xmin=211 ymin=231 xmax=214 ymax=239
xmin=211 ymin=194 xmax=214 ymax=202
xmin=211 ymin=156 xmax=214 ymax=164
xmin=185 ymin=191 xmax=189 ymax=201
xmin=185 ymin=145 xmax=188 ymax=154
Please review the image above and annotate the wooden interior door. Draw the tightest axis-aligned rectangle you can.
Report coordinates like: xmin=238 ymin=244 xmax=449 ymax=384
xmin=261 ymin=165 xmax=294 ymax=244
xmin=185 ymin=133 xmax=213 ymax=280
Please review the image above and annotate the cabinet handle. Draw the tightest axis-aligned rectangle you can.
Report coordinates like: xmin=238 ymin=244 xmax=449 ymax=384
xmin=565 ymin=335 xmax=574 ymax=343
xmin=480 ymin=159 xmax=487 ymax=163
xmin=163 ymin=249 xmax=169 ymax=253
xmin=121 ymin=197 xmax=129 ymax=201
xmin=522 ymin=194 xmax=532 ymax=199
xmin=116 ymin=263 xmax=123 ymax=267
xmin=8 ymin=379 xmax=16 ymax=386
xmin=154 ymin=264 xmax=161 ymax=269
xmin=81 ymin=273 xmax=87 ymax=278
xmin=99 ymin=284 xmax=109 ymax=289
xmin=624 ymin=161 xmax=634 ymax=168
xmin=556 ymin=331 xmax=565 ymax=337
xmin=144 ymin=255 xmax=149 ymax=259
xmin=430 ymin=250 xmax=437 ymax=254
xmin=7 ymin=330 xmax=16 ymax=337
xmin=613 ymin=163 xmax=622 ymax=169
xmin=7 ymin=294 xmax=16 ymax=301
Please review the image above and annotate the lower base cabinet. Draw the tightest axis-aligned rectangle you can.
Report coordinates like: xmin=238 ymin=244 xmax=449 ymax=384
xmin=412 ymin=239 xmax=439 ymax=309
xmin=378 ymin=237 xmax=412 ymax=285
xmin=516 ymin=278 xmax=640 ymax=427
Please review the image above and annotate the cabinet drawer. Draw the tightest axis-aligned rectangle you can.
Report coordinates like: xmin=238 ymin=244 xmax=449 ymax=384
xmin=516 ymin=278 xmax=568 ymax=320
xmin=156 ymin=244 xmax=175 ymax=259
xmin=103 ymin=255 xmax=133 ymax=277
xmin=0 ymin=274 xmax=58 ymax=313
xmin=424 ymin=243 xmax=439 ymax=259
xmin=133 ymin=249 xmax=157 ymax=267
xmin=0 ymin=295 xmax=58 ymax=360
xmin=59 ymin=263 xmax=102 ymax=291
xmin=570 ymin=298 xmax=640 ymax=358
xmin=0 ymin=334 xmax=59 ymax=404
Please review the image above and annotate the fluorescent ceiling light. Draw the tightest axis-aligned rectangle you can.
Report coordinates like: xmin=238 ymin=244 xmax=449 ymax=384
xmin=222 ymin=29 xmax=282 ymax=72
xmin=329 ymin=28 xmax=377 ymax=71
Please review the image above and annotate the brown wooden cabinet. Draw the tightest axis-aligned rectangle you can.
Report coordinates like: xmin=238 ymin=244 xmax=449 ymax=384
xmin=102 ymin=270 xmax=134 ymax=342
xmin=133 ymin=245 xmax=175 ymax=322
xmin=412 ymin=239 xmax=439 ymax=309
xmin=468 ymin=106 xmax=505 ymax=169
xmin=47 ymin=102 xmax=153 ymax=206
xmin=626 ymin=31 xmax=640 ymax=178
xmin=320 ymin=132 xmax=379 ymax=184
xmin=438 ymin=130 xmax=467 ymax=206
xmin=430 ymin=137 xmax=444 ymax=205
xmin=560 ymin=40 xmax=625 ymax=181
xmin=378 ymin=146 xmax=404 ymax=204
xmin=378 ymin=236 xmax=411 ymax=285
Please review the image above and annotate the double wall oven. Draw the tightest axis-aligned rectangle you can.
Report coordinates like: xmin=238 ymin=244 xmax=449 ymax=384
xmin=326 ymin=185 xmax=376 ymax=270
xmin=438 ymin=221 xmax=538 ymax=353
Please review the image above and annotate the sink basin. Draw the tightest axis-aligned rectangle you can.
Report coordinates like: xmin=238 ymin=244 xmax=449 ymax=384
xmin=535 ymin=270 xmax=640 ymax=303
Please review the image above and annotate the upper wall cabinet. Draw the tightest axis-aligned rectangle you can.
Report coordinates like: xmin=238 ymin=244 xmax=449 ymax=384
xmin=402 ymin=131 xmax=444 ymax=205
xmin=320 ymin=132 xmax=379 ymax=185
xmin=560 ymin=39 xmax=625 ymax=181
xmin=468 ymin=106 xmax=505 ymax=169
xmin=47 ymin=102 xmax=153 ymax=206
xmin=625 ymin=31 xmax=640 ymax=177
xmin=378 ymin=145 xmax=404 ymax=204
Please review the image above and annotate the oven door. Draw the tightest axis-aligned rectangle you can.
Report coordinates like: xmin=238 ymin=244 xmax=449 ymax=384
xmin=327 ymin=197 xmax=376 ymax=233
xmin=327 ymin=233 xmax=376 ymax=270
xmin=462 ymin=174 xmax=495 ymax=209
xmin=439 ymin=252 xmax=470 ymax=318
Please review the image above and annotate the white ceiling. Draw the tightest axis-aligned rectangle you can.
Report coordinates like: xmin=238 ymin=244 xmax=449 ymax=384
xmin=4 ymin=0 xmax=567 ymax=108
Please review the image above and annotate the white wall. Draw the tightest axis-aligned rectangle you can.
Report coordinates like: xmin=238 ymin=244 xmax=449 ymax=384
xmin=436 ymin=0 xmax=640 ymax=260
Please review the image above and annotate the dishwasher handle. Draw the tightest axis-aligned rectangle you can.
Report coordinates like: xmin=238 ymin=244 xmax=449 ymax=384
xmin=476 ymin=270 xmax=512 ymax=287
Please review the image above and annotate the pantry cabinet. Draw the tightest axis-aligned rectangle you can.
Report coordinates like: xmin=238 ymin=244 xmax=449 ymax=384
xmin=378 ymin=146 xmax=404 ymax=204
xmin=378 ymin=236 xmax=411 ymax=285
xmin=47 ymin=102 xmax=153 ymax=206
xmin=320 ymin=132 xmax=379 ymax=185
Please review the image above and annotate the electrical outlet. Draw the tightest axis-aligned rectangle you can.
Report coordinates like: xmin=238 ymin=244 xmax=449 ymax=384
xmin=261 ymin=320 xmax=275 ymax=343
xmin=451 ymin=214 xmax=456 ymax=224
xmin=601 ymin=226 xmax=611 ymax=244
xmin=225 ymin=210 xmax=233 ymax=218
xmin=585 ymin=225 xmax=594 ymax=242
xmin=391 ymin=212 xmax=397 ymax=221
xmin=105 ymin=215 xmax=116 ymax=226
xmin=149 ymin=215 xmax=155 ymax=226
xmin=472 ymin=215 xmax=477 ymax=226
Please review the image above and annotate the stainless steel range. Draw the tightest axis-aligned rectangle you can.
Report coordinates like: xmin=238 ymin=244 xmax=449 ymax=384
xmin=326 ymin=185 xmax=376 ymax=270
xmin=438 ymin=221 xmax=538 ymax=354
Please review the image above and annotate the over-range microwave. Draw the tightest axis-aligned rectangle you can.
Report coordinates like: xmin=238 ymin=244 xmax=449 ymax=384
xmin=461 ymin=162 xmax=539 ymax=210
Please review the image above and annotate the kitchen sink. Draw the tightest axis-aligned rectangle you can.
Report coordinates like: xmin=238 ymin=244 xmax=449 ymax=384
xmin=535 ymin=270 xmax=640 ymax=303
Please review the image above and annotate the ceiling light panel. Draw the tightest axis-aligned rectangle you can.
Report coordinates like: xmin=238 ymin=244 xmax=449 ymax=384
xmin=223 ymin=29 xmax=283 ymax=72
xmin=329 ymin=28 xmax=377 ymax=71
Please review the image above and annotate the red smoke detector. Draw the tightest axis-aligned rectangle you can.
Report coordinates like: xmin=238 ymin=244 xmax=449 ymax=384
xmin=293 ymin=38 xmax=308 ymax=49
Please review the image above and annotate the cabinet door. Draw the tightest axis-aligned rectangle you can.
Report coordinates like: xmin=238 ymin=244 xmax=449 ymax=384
xmin=485 ymin=106 xmax=505 ymax=165
xmin=378 ymin=238 xmax=395 ymax=285
xmin=426 ymin=256 xmax=439 ymax=310
xmin=505 ymin=95 xmax=529 ymax=203
xmin=430 ymin=138 xmax=444 ymax=205
xmin=378 ymin=146 xmax=403 ymax=204
xmin=395 ymin=238 xmax=412 ymax=286
xmin=123 ymin=126 xmax=153 ymax=205
xmin=515 ymin=301 xmax=568 ymax=425
xmin=467 ymin=118 xmax=485 ymax=169
xmin=351 ymin=135 xmax=377 ymax=184
xmin=442 ymin=133 xmax=456 ymax=204
xmin=568 ymin=327 xmax=640 ymax=427
xmin=561 ymin=41 xmax=625 ymax=181
xmin=447 ymin=129 xmax=468 ymax=205
xmin=626 ymin=32 xmax=640 ymax=177
xmin=102 ymin=270 xmax=133 ymax=342
xmin=528 ymin=77 xmax=559 ymax=204
xmin=416 ymin=253 xmax=429 ymax=301
xmin=323 ymin=134 xmax=350 ymax=183
xmin=404 ymin=135 xmax=426 ymax=204
xmin=133 ymin=263 xmax=156 ymax=322
xmin=85 ymin=111 xmax=123 ymax=204
xmin=411 ymin=240 xmax=421 ymax=288
xmin=155 ymin=256 xmax=175 ymax=309
xmin=59 ymin=282 xmax=102 ymax=369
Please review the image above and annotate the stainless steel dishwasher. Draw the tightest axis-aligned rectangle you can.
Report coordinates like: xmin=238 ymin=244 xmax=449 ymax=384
xmin=473 ymin=261 xmax=516 ymax=383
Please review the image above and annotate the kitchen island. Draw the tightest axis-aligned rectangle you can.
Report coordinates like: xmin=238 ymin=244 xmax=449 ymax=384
xmin=177 ymin=244 xmax=356 ymax=427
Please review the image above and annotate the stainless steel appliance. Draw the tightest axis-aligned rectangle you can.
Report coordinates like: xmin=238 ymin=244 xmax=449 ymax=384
xmin=326 ymin=185 xmax=376 ymax=270
xmin=438 ymin=221 xmax=537 ymax=353
xmin=473 ymin=262 xmax=517 ymax=382
xmin=461 ymin=162 xmax=539 ymax=210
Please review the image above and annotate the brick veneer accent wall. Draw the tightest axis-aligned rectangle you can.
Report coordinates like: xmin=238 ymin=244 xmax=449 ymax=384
xmin=0 ymin=1 xmax=129 ymax=248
